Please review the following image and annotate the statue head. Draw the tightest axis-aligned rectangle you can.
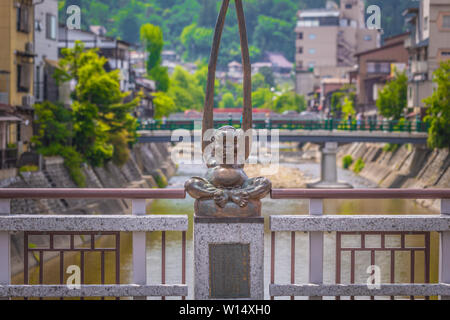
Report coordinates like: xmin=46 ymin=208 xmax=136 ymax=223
xmin=204 ymin=126 xmax=248 ymax=168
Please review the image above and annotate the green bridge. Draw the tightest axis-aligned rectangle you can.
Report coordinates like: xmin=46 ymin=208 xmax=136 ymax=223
xmin=138 ymin=119 xmax=430 ymax=133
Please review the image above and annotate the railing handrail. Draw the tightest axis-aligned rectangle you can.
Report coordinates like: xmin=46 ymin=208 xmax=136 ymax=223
xmin=0 ymin=188 xmax=448 ymax=199
xmin=269 ymin=215 xmax=450 ymax=232
xmin=0 ymin=215 xmax=189 ymax=232
xmin=0 ymin=188 xmax=186 ymax=199
xmin=271 ymin=188 xmax=450 ymax=199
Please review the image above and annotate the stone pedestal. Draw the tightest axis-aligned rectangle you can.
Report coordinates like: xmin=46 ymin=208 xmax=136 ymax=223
xmin=307 ymin=142 xmax=353 ymax=189
xmin=194 ymin=217 xmax=264 ymax=300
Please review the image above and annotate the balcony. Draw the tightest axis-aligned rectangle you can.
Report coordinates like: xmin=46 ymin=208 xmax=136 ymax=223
xmin=411 ymin=61 xmax=428 ymax=74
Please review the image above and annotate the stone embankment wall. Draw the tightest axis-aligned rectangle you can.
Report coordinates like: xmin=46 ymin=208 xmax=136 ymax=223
xmin=337 ymin=143 xmax=449 ymax=211
xmin=1 ymin=143 xmax=176 ymax=275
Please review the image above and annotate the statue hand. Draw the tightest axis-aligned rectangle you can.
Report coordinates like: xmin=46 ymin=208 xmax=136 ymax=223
xmin=214 ymin=190 xmax=229 ymax=208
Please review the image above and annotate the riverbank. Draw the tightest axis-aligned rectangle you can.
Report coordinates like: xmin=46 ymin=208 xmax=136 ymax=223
xmin=336 ymin=143 xmax=449 ymax=212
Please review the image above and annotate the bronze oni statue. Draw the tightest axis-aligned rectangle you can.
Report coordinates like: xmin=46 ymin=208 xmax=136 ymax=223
xmin=184 ymin=0 xmax=271 ymax=217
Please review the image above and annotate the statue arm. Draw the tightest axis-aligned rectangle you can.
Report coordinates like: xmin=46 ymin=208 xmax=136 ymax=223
xmin=184 ymin=177 xmax=218 ymax=199
xmin=242 ymin=177 xmax=272 ymax=200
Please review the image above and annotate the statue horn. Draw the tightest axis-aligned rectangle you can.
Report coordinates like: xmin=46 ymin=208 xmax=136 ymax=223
xmin=202 ymin=0 xmax=253 ymax=160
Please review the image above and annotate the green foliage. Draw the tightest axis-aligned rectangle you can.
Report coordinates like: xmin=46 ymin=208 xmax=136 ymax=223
xmin=342 ymin=155 xmax=353 ymax=169
xmin=376 ymin=70 xmax=408 ymax=120
xmin=341 ymin=97 xmax=355 ymax=119
xmin=219 ymin=92 xmax=236 ymax=109
xmin=167 ymin=66 xmax=205 ymax=112
xmin=423 ymin=60 xmax=450 ymax=149
xmin=258 ymin=67 xmax=276 ymax=88
xmin=383 ymin=143 xmax=400 ymax=153
xmin=140 ymin=23 xmax=170 ymax=92
xmin=152 ymin=92 xmax=177 ymax=119
xmin=32 ymin=101 xmax=86 ymax=187
xmin=330 ymin=86 xmax=356 ymax=118
xmin=55 ymin=42 xmax=139 ymax=167
xmin=152 ymin=169 xmax=168 ymax=188
xmin=252 ymin=88 xmax=274 ymax=109
xmin=353 ymin=158 xmax=365 ymax=174
xmin=35 ymin=42 xmax=139 ymax=182
xmin=272 ymin=91 xmax=306 ymax=113
xmin=19 ymin=165 xmax=39 ymax=173
xmin=60 ymin=0 xmax=413 ymax=66
xmin=253 ymin=15 xmax=295 ymax=61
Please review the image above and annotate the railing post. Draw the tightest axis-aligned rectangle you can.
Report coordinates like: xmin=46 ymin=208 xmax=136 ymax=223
xmin=309 ymin=199 xmax=323 ymax=300
xmin=132 ymin=199 xmax=147 ymax=300
xmin=440 ymin=199 xmax=450 ymax=300
xmin=0 ymin=199 xmax=10 ymax=300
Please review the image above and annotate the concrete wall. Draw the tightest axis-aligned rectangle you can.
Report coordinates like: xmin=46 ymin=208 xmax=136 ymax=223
xmin=337 ymin=142 xmax=449 ymax=211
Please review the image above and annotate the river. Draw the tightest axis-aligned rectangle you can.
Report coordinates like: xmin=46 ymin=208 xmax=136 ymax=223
xmin=15 ymin=159 xmax=439 ymax=300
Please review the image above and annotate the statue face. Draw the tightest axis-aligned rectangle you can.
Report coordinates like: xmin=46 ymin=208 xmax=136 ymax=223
xmin=208 ymin=126 xmax=245 ymax=167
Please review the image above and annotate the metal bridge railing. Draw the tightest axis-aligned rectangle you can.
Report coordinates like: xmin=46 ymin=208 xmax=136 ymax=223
xmin=1 ymin=188 xmax=449 ymax=300
xmin=137 ymin=119 xmax=430 ymax=133
xmin=269 ymin=189 xmax=450 ymax=300
xmin=0 ymin=189 xmax=188 ymax=300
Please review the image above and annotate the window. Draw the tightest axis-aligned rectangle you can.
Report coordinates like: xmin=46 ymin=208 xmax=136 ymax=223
xmin=298 ymin=32 xmax=303 ymax=40
xmin=367 ymin=62 xmax=391 ymax=74
xmin=443 ymin=15 xmax=450 ymax=29
xmin=35 ymin=66 xmax=40 ymax=100
xmin=46 ymin=14 xmax=57 ymax=40
xmin=364 ymin=35 xmax=372 ymax=41
xmin=17 ymin=64 xmax=31 ymax=92
xmin=442 ymin=51 xmax=450 ymax=56
xmin=308 ymin=34 xmax=316 ymax=40
xmin=345 ymin=4 xmax=352 ymax=9
xmin=17 ymin=6 xmax=30 ymax=33
xmin=308 ymin=48 xmax=316 ymax=55
xmin=308 ymin=62 xmax=315 ymax=69
xmin=298 ymin=47 xmax=303 ymax=54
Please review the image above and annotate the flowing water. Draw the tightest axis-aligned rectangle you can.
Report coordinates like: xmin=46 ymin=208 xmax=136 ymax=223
xmin=15 ymin=160 xmax=439 ymax=300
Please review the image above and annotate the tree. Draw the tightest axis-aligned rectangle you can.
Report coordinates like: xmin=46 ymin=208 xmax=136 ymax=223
xmin=423 ymin=60 xmax=450 ymax=149
xmin=376 ymin=70 xmax=408 ymax=120
xmin=272 ymin=91 xmax=306 ymax=113
xmin=32 ymin=101 xmax=86 ymax=187
xmin=253 ymin=15 xmax=295 ymax=62
xmin=140 ymin=23 xmax=170 ymax=92
xmin=219 ymin=92 xmax=236 ymax=109
xmin=152 ymin=92 xmax=177 ymax=119
xmin=342 ymin=96 xmax=356 ymax=119
xmin=54 ymin=41 xmax=139 ymax=167
xmin=258 ymin=67 xmax=276 ymax=88
xmin=252 ymin=73 xmax=268 ymax=91
xmin=252 ymin=88 xmax=273 ymax=109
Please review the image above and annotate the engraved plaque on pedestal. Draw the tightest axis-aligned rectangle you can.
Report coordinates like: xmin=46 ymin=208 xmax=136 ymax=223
xmin=209 ymin=243 xmax=250 ymax=299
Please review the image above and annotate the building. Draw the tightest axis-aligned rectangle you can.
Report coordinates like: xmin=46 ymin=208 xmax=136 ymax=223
xmin=133 ymin=78 xmax=156 ymax=120
xmin=403 ymin=0 xmax=450 ymax=119
xmin=263 ymin=52 xmax=293 ymax=74
xmin=58 ymin=25 xmax=132 ymax=93
xmin=320 ymin=78 xmax=350 ymax=112
xmin=0 ymin=0 xmax=37 ymax=172
xmin=354 ymin=33 xmax=410 ymax=116
xmin=34 ymin=0 xmax=59 ymax=103
xmin=295 ymin=0 xmax=379 ymax=97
